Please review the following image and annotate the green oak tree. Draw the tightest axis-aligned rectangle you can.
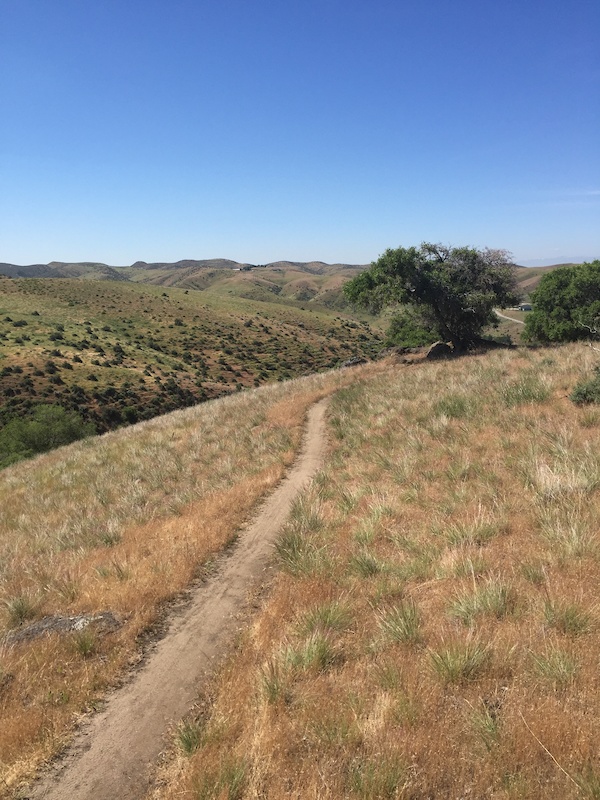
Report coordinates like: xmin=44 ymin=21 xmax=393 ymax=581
xmin=344 ymin=243 xmax=519 ymax=349
xmin=524 ymin=260 xmax=600 ymax=343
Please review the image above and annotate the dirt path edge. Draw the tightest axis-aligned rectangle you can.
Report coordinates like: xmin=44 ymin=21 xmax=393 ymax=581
xmin=29 ymin=398 xmax=329 ymax=800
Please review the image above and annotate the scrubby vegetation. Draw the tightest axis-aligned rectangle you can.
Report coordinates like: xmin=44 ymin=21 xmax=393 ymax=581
xmin=571 ymin=364 xmax=600 ymax=405
xmin=0 ymin=277 xmax=382 ymax=457
xmin=0 ymin=404 xmax=94 ymax=468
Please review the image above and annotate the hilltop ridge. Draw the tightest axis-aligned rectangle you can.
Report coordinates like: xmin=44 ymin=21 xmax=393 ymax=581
xmin=0 ymin=258 xmax=368 ymax=280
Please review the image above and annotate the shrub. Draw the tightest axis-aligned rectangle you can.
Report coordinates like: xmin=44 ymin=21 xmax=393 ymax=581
xmin=571 ymin=367 xmax=600 ymax=405
xmin=0 ymin=405 xmax=95 ymax=468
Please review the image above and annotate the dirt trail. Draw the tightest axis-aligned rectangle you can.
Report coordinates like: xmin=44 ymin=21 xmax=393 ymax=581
xmin=30 ymin=399 xmax=329 ymax=800
xmin=495 ymin=310 xmax=525 ymax=325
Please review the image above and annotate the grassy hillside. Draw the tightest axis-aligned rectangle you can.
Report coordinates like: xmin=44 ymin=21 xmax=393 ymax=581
xmin=0 ymin=366 xmax=366 ymax=792
xmin=0 ymin=275 xmax=381 ymax=441
xmin=3 ymin=344 xmax=600 ymax=797
xmin=147 ymin=344 xmax=600 ymax=800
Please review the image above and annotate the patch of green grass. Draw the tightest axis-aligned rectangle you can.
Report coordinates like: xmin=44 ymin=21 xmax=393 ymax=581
xmin=3 ymin=593 xmax=39 ymax=628
xmin=433 ymin=394 xmax=472 ymax=419
xmin=450 ymin=579 xmax=516 ymax=626
xmin=71 ymin=628 xmax=96 ymax=658
xmin=281 ymin=632 xmax=340 ymax=673
xmin=501 ymin=375 xmax=550 ymax=406
xmin=177 ymin=719 xmax=204 ymax=755
xmin=531 ymin=646 xmax=578 ymax=689
xmin=429 ymin=639 xmax=492 ymax=683
xmin=544 ymin=600 xmax=591 ymax=636
xmin=467 ymin=700 xmax=501 ymax=752
xmin=445 ymin=518 xmax=504 ymax=547
xmin=275 ymin=530 xmax=326 ymax=577
xmin=376 ymin=599 xmax=422 ymax=645
xmin=349 ymin=550 xmax=385 ymax=577
xmin=193 ymin=758 xmax=247 ymax=800
xmin=520 ymin=561 xmax=546 ymax=585
xmin=298 ymin=600 xmax=353 ymax=635
xmin=348 ymin=755 xmax=408 ymax=799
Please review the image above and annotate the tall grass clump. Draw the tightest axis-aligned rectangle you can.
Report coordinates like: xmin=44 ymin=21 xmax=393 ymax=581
xmin=348 ymin=756 xmax=408 ymax=799
xmin=450 ymin=579 xmax=516 ymax=626
xmin=501 ymin=374 xmax=550 ymax=406
xmin=531 ymin=646 xmax=578 ymax=689
xmin=429 ymin=639 xmax=492 ymax=683
xmin=193 ymin=759 xmax=247 ymax=800
xmin=543 ymin=600 xmax=592 ymax=636
xmin=376 ymin=599 xmax=422 ymax=645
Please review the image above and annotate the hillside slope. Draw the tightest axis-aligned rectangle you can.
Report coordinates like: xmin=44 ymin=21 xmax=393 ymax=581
xmin=3 ymin=345 xmax=600 ymax=798
xmin=0 ymin=276 xmax=381 ymax=439
xmin=149 ymin=343 xmax=600 ymax=800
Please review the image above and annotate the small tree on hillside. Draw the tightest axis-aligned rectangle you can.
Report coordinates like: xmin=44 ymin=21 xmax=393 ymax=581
xmin=524 ymin=260 xmax=600 ymax=343
xmin=344 ymin=243 xmax=519 ymax=349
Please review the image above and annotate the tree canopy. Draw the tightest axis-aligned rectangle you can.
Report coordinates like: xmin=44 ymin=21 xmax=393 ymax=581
xmin=344 ymin=243 xmax=519 ymax=349
xmin=524 ymin=260 xmax=600 ymax=343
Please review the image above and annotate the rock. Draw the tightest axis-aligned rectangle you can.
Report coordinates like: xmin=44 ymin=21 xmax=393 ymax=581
xmin=340 ymin=357 xmax=368 ymax=368
xmin=2 ymin=611 xmax=121 ymax=647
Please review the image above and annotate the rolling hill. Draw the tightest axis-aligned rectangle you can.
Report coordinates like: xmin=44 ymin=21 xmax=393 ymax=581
xmin=0 ymin=269 xmax=382 ymax=446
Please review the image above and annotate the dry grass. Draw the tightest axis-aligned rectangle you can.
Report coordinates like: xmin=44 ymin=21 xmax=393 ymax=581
xmin=0 ymin=364 xmax=376 ymax=792
xmin=149 ymin=344 xmax=600 ymax=800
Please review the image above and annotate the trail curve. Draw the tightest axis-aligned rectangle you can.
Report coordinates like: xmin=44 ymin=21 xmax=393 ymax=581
xmin=30 ymin=398 xmax=329 ymax=800
xmin=495 ymin=309 xmax=525 ymax=325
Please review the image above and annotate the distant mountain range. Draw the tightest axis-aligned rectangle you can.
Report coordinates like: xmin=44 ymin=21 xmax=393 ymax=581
xmin=0 ymin=259 xmax=367 ymax=280
xmin=0 ymin=258 xmax=581 ymax=300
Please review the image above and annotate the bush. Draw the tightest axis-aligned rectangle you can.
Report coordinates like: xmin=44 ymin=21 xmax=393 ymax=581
xmin=0 ymin=405 xmax=95 ymax=468
xmin=571 ymin=367 xmax=600 ymax=405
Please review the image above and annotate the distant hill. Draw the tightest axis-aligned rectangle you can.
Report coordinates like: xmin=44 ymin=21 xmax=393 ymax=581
xmin=0 ymin=261 xmax=128 ymax=281
xmin=0 ymin=258 xmax=367 ymax=279
xmin=0 ymin=259 xmax=370 ymax=312
xmin=514 ymin=263 xmax=582 ymax=297
xmin=0 ymin=272 xmax=382 ymax=439
xmin=0 ymin=256 xmax=580 ymax=308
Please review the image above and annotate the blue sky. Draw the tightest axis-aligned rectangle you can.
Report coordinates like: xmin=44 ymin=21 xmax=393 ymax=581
xmin=1 ymin=0 xmax=598 ymax=266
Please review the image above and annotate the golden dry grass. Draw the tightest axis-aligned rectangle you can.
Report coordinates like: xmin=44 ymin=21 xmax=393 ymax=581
xmin=149 ymin=344 xmax=600 ymax=800
xmin=0 ymin=365 xmax=378 ymax=793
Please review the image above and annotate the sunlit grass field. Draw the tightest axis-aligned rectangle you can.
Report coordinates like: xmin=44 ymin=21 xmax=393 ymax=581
xmin=148 ymin=343 xmax=600 ymax=800
xmin=0 ymin=365 xmax=368 ymax=792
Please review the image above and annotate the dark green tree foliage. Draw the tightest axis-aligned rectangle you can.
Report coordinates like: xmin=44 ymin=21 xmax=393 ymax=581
xmin=524 ymin=261 xmax=600 ymax=343
xmin=0 ymin=404 xmax=95 ymax=469
xmin=384 ymin=307 xmax=439 ymax=348
xmin=345 ymin=243 xmax=519 ymax=349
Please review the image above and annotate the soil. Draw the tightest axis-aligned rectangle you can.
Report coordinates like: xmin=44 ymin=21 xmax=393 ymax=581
xmin=28 ymin=399 xmax=329 ymax=800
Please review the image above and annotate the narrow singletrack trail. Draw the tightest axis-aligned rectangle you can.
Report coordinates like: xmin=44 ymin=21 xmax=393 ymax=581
xmin=30 ymin=398 xmax=329 ymax=800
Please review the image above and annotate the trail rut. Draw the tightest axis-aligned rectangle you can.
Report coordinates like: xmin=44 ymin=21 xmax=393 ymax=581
xmin=30 ymin=398 xmax=329 ymax=800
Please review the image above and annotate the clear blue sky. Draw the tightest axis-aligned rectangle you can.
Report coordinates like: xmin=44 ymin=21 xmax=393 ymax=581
xmin=1 ymin=0 xmax=598 ymax=266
